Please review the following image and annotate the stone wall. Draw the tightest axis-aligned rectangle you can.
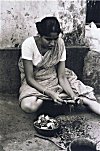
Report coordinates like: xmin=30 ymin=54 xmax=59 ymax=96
xmin=0 ymin=0 xmax=86 ymax=48
xmin=83 ymin=51 xmax=100 ymax=94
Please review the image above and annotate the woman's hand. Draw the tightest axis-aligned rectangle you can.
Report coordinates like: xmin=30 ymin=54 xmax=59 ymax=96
xmin=73 ymin=96 xmax=83 ymax=105
xmin=47 ymin=90 xmax=64 ymax=105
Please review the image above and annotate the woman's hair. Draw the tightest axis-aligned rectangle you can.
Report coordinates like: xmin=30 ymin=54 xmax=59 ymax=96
xmin=36 ymin=17 xmax=61 ymax=36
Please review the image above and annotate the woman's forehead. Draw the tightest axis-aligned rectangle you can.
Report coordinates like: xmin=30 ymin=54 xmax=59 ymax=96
xmin=43 ymin=32 xmax=59 ymax=40
xmin=50 ymin=32 xmax=58 ymax=37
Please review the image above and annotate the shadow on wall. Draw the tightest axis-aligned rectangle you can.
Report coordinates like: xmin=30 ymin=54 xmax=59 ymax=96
xmin=0 ymin=49 xmax=21 ymax=95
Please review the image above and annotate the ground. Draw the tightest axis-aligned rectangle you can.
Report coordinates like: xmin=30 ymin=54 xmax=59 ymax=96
xmin=0 ymin=93 xmax=100 ymax=151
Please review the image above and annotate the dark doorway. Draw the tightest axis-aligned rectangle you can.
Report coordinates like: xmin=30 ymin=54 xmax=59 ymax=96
xmin=86 ymin=0 xmax=100 ymax=27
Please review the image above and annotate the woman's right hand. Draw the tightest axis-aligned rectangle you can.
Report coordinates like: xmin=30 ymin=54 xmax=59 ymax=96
xmin=46 ymin=90 xmax=64 ymax=105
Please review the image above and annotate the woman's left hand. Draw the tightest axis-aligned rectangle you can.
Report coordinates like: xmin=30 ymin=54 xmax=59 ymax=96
xmin=47 ymin=90 xmax=64 ymax=105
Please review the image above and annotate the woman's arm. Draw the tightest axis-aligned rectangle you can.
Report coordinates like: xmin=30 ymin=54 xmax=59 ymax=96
xmin=57 ymin=61 xmax=77 ymax=100
xmin=23 ymin=59 xmax=45 ymax=94
xmin=23 ymin=59 xmax=63 ymax=104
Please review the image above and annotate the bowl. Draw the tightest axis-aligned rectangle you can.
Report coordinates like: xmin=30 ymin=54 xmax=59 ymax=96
xmin=68 ymin=138 xmax=96 ymax=151
xmin=33 ymin=115 xmax=60 ymax=137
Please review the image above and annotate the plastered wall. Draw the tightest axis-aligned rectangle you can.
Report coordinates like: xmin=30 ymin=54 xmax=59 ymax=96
xmin=0 ymin=0 xmax=86 ymax=48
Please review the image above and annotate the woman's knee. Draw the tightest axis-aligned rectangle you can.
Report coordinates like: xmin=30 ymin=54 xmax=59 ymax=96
xmin=21 ymin=97 xmax=43 ymax=113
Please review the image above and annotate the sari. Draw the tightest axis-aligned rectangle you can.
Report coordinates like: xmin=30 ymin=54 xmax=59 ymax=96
xmin=18 ymin=37 xmax=96 ymax=103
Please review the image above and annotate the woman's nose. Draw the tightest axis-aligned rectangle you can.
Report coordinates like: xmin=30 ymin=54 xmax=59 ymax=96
xmin=49 ymin=40 xmax=55 ymax=46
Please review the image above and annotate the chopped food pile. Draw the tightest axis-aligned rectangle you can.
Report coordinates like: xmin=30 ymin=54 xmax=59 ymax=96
xmin=34 ymin=115 xmax=59 ymax=130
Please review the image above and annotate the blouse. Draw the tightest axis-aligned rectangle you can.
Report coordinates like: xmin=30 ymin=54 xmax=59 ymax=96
xmin=21 ymin=36 xmax=66 ymax=66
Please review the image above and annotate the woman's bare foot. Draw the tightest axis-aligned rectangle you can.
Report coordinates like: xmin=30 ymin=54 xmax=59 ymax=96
xmin=80 ymin=96 xmax=100 ymax=115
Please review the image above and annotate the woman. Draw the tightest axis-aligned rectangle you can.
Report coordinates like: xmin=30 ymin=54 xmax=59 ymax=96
xmin=18 ymin=16 xmax=100 ymax=115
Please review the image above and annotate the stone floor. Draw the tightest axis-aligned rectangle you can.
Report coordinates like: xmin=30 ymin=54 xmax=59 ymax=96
xmin=0 ymin=93 xmax=100 ymax=151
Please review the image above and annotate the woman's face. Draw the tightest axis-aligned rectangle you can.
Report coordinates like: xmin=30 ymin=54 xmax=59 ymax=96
xmin=41 ymin=32 xmax=59 ymax=49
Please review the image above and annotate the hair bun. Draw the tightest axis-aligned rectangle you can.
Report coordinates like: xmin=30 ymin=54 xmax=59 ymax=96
xmin=36 ymin=22 xmax=44 ymax=36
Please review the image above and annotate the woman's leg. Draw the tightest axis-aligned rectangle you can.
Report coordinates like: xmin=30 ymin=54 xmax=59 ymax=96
xmin=80 ymin=96 xmax=100 ymax=115
xmin=21 ymin=96 xmax=43 ymax=113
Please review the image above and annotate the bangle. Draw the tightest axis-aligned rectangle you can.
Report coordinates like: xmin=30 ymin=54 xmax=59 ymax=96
xmin=43 ymin=87 xmax=47 ymax=95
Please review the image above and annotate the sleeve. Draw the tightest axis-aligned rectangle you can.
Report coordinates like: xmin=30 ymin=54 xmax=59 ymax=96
xmin=21 ymin=37 xmax=34 ymax=60
xmin=60 ymin=39 xmax=66 ymax=61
